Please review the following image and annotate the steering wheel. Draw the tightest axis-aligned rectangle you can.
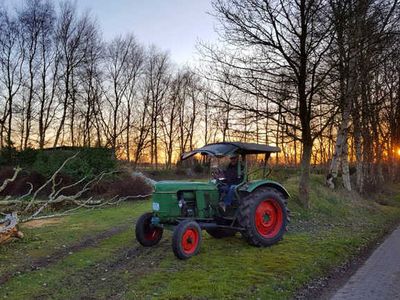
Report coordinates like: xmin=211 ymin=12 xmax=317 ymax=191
xmin=211 ymin=168 xmax=225 ymax=181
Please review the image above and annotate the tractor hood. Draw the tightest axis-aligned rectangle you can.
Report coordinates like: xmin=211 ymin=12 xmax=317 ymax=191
xmin=154 ymin=181 xmax=217 ymax=193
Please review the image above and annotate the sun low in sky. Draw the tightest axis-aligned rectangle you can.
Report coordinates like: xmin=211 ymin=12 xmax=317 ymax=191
xmin=76 ymin=0 xmax=219 ymax=65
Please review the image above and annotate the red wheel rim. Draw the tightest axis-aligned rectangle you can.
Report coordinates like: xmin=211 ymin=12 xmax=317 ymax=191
xmin=181 ymin=228 xmax=199 ymax=254
xmin=254 ymin=199 xmax=284 ymax=238
xmin=144 ymin=227 xmax=161 ymax=241
xmin=144 ymin=219 xmax=161 ymax=241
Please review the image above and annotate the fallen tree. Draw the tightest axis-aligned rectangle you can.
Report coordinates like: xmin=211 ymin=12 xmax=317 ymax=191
xmin=0 ymin=153 xmax=153 ymax=244
xmin=0 ymin=213 xmax=23 ymax=244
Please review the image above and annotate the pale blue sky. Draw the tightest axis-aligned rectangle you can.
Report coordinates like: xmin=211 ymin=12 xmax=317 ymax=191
xmin=3 ymin=0 xmax=219 ymax=65
xmin=76 ymin=0 xmax=219 ymax=65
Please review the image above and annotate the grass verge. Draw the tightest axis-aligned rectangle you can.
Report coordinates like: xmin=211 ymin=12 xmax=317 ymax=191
xmin=1 ymin=175 xmax=400 ymax=299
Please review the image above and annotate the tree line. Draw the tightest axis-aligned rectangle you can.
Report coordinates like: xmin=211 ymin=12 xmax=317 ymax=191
xmin=0 ymin=0 xmax=206 ymax=168
xmin=202 ymin=0 xmax=400 ymax=206
xmin=1 ymin=0 xmax=400 ymax=207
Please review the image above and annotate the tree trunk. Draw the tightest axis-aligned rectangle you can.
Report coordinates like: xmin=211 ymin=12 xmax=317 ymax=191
xmin=24 ymin=56 xmax=36 ymax=150
xmin=7 ymin=91 xmax=13 ymax=147
xmin=299 ymin=139 xmax=312 ymax=208
xmin=54 ymin=74 xmax=69 ymax=147
xmin=328 ymin=106 xmax=351 ymax=189
xmin=70 ymin=73 xmax=76 ymax=147
xmin=341 ymin=136 xmax=351 ymax=191
xmin=0 ymin=213 xmax=23 ymax=245
xmin=354 ymin=127 xmax=364 ymax=193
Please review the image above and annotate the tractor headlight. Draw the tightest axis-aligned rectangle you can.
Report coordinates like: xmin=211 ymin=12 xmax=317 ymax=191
xmin=152 ymin=202 xmax=160 ymax=211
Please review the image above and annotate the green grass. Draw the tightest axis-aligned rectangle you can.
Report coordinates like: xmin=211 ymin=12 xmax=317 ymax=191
xmin=127 ymin=233 xmax=357 ymax=299
xmin=124 ymin=176 xmax=400 ymax=299
xmin=1 ymin=175 xmax=400 ymax=299
xmin=0 ymin=200 xmax=149 ymax=276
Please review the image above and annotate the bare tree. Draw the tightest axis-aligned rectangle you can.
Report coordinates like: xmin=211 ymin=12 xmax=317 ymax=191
xmin=53 ymin=2 xmax=96 ymax=147
xmin=203 ymin=0 xmax=335 ymax=207
xmin=17 ymin=0 xmax=57 ymax=149
xmin=160 ymin=73 xmax=181 ymax=168
xmin=122 ymin=37 xmax=145 ymax=161
xmin=18 ymin=0 xmax=53 ymax=148
xmin=101 ymin=34 xmax=144 ymax=156
xmin=0 ymin=8 xmax=24 ymax=149
xmin=37 ymin=6 xmax=58 ymax=149
xmin=327 ymin=0 xmax=399 ymax=192
xmin=144 ymin=47 xmax=170 ymax=168
xmin=176 ymin=70 xmax=201 ymax=154
xmin=132 ymin=86 xmax=151 ymax=166
xmin=327 ymin=0 xmax=355 ymax=191
xmin=78 ymin=31 xmax=103 ymax=147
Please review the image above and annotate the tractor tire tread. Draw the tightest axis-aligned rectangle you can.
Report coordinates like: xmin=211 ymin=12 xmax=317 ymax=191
xmin=135 ymin=212 xmax=163 ymax=247
xmin=172 ymin=220 xmax=202 ymax=260
xmin=237 ymin=187 xmax=289 ymax=247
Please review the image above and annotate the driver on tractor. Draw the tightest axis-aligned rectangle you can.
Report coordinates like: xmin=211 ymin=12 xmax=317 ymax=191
xmin=135 ymin=142 xmax=289 ymax=260
xmin=216 ymin=154 xmax=243 ymax=211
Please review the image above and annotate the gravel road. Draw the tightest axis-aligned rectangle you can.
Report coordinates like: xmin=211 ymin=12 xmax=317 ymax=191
xmin=330 ymin=226 xmax=400 ymax=300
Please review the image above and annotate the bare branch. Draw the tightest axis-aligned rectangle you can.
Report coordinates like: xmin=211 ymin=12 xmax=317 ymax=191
xmin=24 ymin=152 xmax=79 ymax=212
xmin=0 ymin=167 xmax=22 ymax=193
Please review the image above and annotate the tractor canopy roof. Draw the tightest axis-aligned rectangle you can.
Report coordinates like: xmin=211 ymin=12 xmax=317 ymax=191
xmin=181 ymin=142 xmax=281 ymax=160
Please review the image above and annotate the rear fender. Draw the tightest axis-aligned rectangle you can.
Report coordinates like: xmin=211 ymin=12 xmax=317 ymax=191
xmin=241 ymin=180 xmax=290 ymax=199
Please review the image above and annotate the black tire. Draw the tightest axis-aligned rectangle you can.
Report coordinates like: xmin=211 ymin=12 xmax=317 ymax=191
xmin=238 ymin=187 xmax=289 ymax=247
xmin=135 ymin=212 xmax=163 ymax=247
xmin=172 ymin=220 xmax=202 ymax=260
xmin=206 ymin=228 xmax=236 ymax=239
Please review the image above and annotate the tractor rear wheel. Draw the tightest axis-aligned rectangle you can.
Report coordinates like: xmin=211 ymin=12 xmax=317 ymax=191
xmin=136 ymin=212 xmax=163 ymax=247
xmin=172 ymin=220 xmax=202 ymax=259
xmin=238 ymin=187 xmax=289 ymax=247
xmin=206 ymin=228 xmax=236 ymax=239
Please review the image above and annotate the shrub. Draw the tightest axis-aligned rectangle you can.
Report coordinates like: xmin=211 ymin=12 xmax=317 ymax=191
xmin=32 ymin=147 xmax=116 ymax=180
xmin=90 ymin=172 xmax=153 ymax=198
xmin=17 ymin=147 xmax=38 ymax=167
xmin=0 ymin=147 xmax=18 ymax=166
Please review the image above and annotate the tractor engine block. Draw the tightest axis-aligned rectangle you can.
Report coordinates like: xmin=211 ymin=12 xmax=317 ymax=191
xmin=177 ymin=191 xmax=196 ymax=217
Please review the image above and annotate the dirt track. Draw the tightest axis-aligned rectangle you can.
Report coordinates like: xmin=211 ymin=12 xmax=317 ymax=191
xmin=0 ymin=224 xmax=129 ymax=285
xmin=0 ymin=223 xmax=174 ymax=299
xmin=330 ymin=226 xmax=400 ymax=300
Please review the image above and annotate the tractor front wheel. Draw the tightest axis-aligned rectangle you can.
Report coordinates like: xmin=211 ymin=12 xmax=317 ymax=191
xmin=172 ymin=220 xmax=202 ymax=259
xmin=136 ymin=212 xmax=163 ymax=247
xmin=238 ymin=188 xmax=289 ymax=247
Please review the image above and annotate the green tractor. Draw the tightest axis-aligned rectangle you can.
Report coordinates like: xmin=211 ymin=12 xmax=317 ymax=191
xmin=135 ymin=142 xmax=290 ymax=259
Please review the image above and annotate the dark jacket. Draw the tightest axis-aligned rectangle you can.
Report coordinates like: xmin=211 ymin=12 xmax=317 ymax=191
xmin=224 ymin=163 xmax=243 ymax=185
